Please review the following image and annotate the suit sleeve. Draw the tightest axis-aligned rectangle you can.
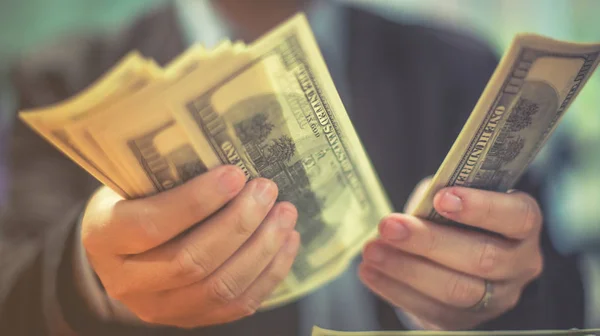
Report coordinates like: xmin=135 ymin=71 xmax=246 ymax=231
xmin=0 ymin=34 xmax=192 ymax=334
xmin=0 ymin=52 xmax=96 ymax=334
xmin=0 ymin=38 xmax=148 ymax=335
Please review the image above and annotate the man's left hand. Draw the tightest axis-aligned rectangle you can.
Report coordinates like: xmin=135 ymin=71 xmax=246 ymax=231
xmin=359 ymin=181 xmax=544 ymax=330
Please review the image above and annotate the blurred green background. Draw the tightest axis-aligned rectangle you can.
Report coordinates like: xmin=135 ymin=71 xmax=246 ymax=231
xmin=0 ymin=0 xmax=599 ymax=327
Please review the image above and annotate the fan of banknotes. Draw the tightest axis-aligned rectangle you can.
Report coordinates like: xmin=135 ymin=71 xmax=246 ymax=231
xmin=19 ymin=12 xmax=600 ymax=310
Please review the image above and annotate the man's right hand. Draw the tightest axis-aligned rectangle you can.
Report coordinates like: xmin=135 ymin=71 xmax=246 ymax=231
xmin=80 ymin=165 xmax=300 ymax=328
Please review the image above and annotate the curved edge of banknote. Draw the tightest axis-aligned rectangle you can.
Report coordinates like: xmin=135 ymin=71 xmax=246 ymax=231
xmin=18 ymin=51 xmax=153 ymax=198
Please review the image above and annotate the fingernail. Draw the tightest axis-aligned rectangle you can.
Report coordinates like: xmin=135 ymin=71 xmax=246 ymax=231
xmin=381 ymin=218 xmax=409 ymax=241
xmin=284 ymin=232 xmax=300 ymax=254
xmin=440 ymin=190 xmax=462 ymax=213
xmin=365 ymin=245 xmax=385 ymax=264
xmin=219 ymin=166 xmax=245 ymax=194
xmin=278 ymin=204 xmax=297 ymax=229
xmin=253 ymin=179 xmax=276 ymax=205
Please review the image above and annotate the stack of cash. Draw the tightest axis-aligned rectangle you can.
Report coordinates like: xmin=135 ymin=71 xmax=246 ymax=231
xmin=410 ymin=34 xmax=600 ymax=225
xmin=19 ymin=10 xmax=600 ymax=310
xmin=19 ymin=14 xmax=393 ymax=308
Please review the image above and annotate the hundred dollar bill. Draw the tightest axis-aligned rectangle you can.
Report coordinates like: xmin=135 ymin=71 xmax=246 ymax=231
xmin=19 ymin=52 xmax=161 ymax=197
xmin=311 ymin=326 xmax=600 ymax=336
xmin=63 ymin=42 xmax=236 ymax=197
xmin=83 ymin=14 xmax=392 ymax=307
xmin=410 ymin=35 xmax=600 ymax=224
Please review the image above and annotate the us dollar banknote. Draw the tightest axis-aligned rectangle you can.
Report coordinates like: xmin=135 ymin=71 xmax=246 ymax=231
xmin=169 ymin=17 xmax=394 ymax=307
xmin=48 ymin=14 xmax=392 ymax=307
xmin=410 ymin=35 xmax=600 ymax=224
xmin=312 ymin=326 xmax=600 ymax=336
xmin=19 ymin=52 xmax=160 ymax=197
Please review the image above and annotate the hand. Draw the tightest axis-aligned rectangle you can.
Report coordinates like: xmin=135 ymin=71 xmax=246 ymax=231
xmin=359 ymin=179 xmax=543 ymax=330
xmin=81 ymin=165 xmax=300 ymax=328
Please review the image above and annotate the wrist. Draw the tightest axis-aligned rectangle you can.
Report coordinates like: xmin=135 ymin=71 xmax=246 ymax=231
xmin=55 ymin=203 xmax=111 ymax=333
xmin=71 ymin=211 xmax=113 ymax=320
xmin=72 ymin=211 xmax=143 ymax=324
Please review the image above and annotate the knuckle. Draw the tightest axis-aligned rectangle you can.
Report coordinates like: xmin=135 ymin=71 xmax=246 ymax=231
xmin=104 ymin=282 xmax=130 ymax=301
xmin=186 ymin=189 xmax=212 ymax=220
xmin=268 ymin=264 xmax=289 ymax=286
xmin=507 ymin=292 xmax=521 ymax=310
xmin=523 ymin=196 xmax=542 ymax=236
xmin=210 ymin=272 xmax=243 ymax=304
xmin=80 ymin=198 xmax=110 ymax=254
xmin=272 ymin=267 xmax=289 ymax=284
xmin=513 ymin=192 xmax=542 ymax=239
xmin=474 ymin=236 xmax=499 ymax=276
xmin=136 ymin=306 xmax=167 ymax=325
xmin=259 ymin=245 xmax=278 ymax=264
xmin=137 ymin=313 xmax=166 ymax=326
xmin=445 ymin=275 xmax=482 ymax=308
xmin=529 ymin=253 xmax=544 ymax=278
xmin=131 ymin=206 xmax=163 ymax=249
xmin=237 ymin=297 xmax=262 ymax=317
xmin=81 ymin=217 xmax=116 ymax=255
xmin=96 ymin=269 xmax=130 ymax=301
xmin=185 ymin=201 xmax=206 ymax=222
xmin=175 ymin=245 xmax=212 ymax=278
xmin=136 ymin=311 xmax=157 ymax=325
xmin=260 ymin=236 xmax=281 ymax=261
xmin=231 ymin=209 xmax=256 ymax=238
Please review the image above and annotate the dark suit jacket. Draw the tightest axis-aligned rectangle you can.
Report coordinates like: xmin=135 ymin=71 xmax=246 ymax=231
xmin=0 ymin=4 xmax=584 ymax=335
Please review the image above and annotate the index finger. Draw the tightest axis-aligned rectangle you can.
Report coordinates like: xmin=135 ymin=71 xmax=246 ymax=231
xmin=82 ymin=165 xmax=246 ymax=255
xmin=432 ymin=187 xmax=542 ymax=240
